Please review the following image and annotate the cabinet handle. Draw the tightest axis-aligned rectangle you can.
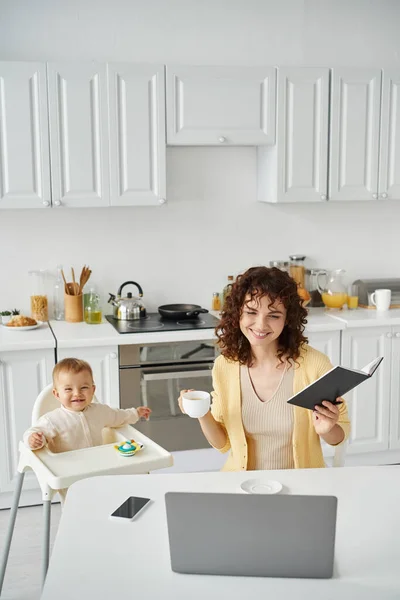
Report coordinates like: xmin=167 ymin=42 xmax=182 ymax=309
xmin=218 ymin=136 xmax=226 ymax=143
xmin=386 ymin=333 xmax=393 ymax=338
xmin=381 ymin=193 xmax=388 ymax=199
xmin=159 ymin=198 xmax=166 ymax=205
xmin=42 ymin=201 xmax=50 ymax=207
xmin=110 ymin=352 xmax=117 ymax=359
xmin=372 ymin=193 xmax=378 ymax=199
xmin=320 ymin=194 xmax=327 ymax=200
xmin=54 ymin=200 xmax=61 ymax=207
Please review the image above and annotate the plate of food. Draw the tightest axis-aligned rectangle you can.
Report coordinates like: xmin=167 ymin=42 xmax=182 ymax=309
xmin=3 ymin=316 xmax=42 ymax=330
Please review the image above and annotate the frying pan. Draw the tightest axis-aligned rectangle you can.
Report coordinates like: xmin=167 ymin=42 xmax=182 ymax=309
xmin=158 ymin=304 xmax=209 ymax=320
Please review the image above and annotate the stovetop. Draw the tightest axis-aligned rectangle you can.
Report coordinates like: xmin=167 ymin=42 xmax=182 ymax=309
xmin=106 ymin=312 xmax=220 ymax=334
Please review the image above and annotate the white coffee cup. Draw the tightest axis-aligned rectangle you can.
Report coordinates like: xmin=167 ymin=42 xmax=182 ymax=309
xmin=182 ymin=390 xmax=211 ymax=418
xmin=371 ymin=289 xmax=391 ymax=311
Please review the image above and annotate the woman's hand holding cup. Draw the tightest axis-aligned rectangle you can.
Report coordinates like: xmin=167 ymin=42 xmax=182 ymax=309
xmin=178 ymin=389 xmax=211 ymax=418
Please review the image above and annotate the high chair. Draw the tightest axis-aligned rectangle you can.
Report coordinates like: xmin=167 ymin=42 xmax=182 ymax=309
xmin=0 ymin=384 xmax=173 ymax=594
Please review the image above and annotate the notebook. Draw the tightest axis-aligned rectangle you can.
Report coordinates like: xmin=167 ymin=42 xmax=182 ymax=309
xmin=287 ymin=356 xmax=383 ymax=410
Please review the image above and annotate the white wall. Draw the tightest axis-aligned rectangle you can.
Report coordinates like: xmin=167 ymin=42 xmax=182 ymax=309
xmin=1 ymin=0 xmax=400 ymax=311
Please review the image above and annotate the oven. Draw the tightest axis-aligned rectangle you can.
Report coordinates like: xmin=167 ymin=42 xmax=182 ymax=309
xmin=119 ymin=340 xmax=218 ymax=452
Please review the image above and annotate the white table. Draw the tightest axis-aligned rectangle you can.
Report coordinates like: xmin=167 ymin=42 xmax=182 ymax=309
xmin=41 ymin=467 xmax=400 ymax=600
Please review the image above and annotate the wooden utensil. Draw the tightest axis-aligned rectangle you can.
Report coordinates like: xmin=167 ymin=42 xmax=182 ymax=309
xmin=71 ymin=268 xmax=76 ymax=288
xmin=78 ymin=266 xmax=86 ymax=295
xmin=78 ymin=265 xmax=91 ymax=294
xmin=67 ymin=282 xmax=80 ymax=295
xmin=61 ymin=269 xmax=69 ymax=294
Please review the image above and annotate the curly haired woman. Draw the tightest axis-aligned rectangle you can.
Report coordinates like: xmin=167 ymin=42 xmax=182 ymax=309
xmin=179 ymin=266 xmax=350 ymax=471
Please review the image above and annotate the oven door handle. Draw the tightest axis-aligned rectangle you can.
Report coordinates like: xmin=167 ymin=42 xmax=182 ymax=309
xmin=141 ymin=369 xmax=211 ymax=382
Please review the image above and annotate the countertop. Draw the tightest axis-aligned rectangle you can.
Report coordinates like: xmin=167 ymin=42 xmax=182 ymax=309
xmin=2 ymin=308 xmax=394 ymax=353
xmin=50 ymin=309 xmax=345 ymax=350
xmin=0 ymin=321 xmax=55 ymax=352
xmin=326 ymin=307 xmax=400 ymax=328
xmin=211 ymin=308 xmax=346 ymax=332
xmin=48 ymin=319 xmax=217 ymax=349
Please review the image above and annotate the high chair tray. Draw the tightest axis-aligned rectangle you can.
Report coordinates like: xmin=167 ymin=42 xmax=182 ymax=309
xmin=19 ymin=426 xmax=173 ymax=490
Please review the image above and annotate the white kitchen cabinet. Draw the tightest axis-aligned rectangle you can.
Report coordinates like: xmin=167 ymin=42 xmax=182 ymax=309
xmin=47 ymin=62 xmax=110 ymax=208
xmin=0 ymin=348 xmax=55 ymax=507
xmin=306 ymin=330 xmax=341 ymax=365
xmin=258 ymin=68 xmax=330 ymax=203
xmin=389 ymin=327 xmax=400 ymax=449
xmin=107 ymin=63 xmax=166 ymax=206
xmin=166 ymin=66 xmax=276 ymax=145
xmin=56 ymin=346 xmax=119 ymax=408
xmin=330 ymin=68 xmax=382 ymax=202
xmin=341 ymin=327 xmax=391 ymax=454
xmin=0 ymin=62 xmax=51 ymax=209
xmin=379 ymin=70 xmax=400 ymax=201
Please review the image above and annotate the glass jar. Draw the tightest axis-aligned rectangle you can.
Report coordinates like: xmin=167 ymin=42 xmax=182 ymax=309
xmin=212 ymin=292 xmax=221 ymax=311
xmin=269 ymin=260 xmax=289 ymax=273
xmin=289 ymin=255 xmax=306 ymax=288
xmin=306 ymin=269 xmax=326 ymax=308
xmin=318 ymin=269 xmax=348 ymax=310
xmin=222 ymin=275 xmax=234 ymax=306
xmin=29 ymin=270 xmax=49 ymax=321
xmin=84 ymin=288 xmax=102 ymax=324
xmin=53 ymin=265 xmax=65 ymax=321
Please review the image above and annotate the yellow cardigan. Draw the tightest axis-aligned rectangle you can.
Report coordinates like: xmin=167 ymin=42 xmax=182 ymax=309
xmin=210 ymin=345 xmax=350 ymax=471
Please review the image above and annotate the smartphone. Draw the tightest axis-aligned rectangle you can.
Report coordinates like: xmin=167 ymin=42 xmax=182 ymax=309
xmin=110 ymin=496 xmax=151 ymax=521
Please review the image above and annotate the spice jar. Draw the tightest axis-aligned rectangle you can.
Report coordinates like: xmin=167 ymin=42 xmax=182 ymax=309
xmin=29 ymin=270 xmax=49 ymax=321
xmin=212 ymin=292 xmax=221 ymax=311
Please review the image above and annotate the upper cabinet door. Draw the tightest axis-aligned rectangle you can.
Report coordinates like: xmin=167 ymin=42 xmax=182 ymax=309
xmin=0 ymin=62 xmax=51 ymax=209
xmin=379 ymin=70 xmax=400 ymax=201
xmin=166 ymin=66 xmax=276 ymax=145
xmin=276 ymin=67 xmax=329 ymax=203
xmin=47 ymin=62 xmax=110 ymax=208
xmin=107 ymin=64 xmax=166 ymax=206
xmin=329 ymin=68 xmax=381 ymax=201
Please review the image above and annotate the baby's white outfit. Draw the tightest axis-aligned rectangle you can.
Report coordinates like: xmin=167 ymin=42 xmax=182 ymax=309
xmin=23 ymin=403 xmax=140 ymax=504
xmin=23 ymin=403 xmax=140 ymax=453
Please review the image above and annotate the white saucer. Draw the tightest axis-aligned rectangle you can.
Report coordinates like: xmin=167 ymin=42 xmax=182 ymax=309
xmin=240 ymin=478 xmax=283 ymax=495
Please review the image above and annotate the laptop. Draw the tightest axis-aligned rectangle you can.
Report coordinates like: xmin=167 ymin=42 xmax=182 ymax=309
xmin=165 ymin=492 xmax=337 ymax=579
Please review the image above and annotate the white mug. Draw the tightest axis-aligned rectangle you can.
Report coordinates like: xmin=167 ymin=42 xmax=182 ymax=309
xmin=182 ymin=390 xmax=211 ymax=418
xmin=371 ymin=289 xmax=391 ymax=311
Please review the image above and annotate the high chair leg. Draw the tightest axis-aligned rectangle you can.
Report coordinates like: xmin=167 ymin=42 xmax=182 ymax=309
xmin=42 ymin=499 xmax=51 ymax=587
xmin=0 ymin=471 xmax=25 ymax=595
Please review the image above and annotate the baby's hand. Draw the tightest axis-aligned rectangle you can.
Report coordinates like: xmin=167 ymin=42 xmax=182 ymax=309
xmin=137 ymin=406 xmax=152 ymax=421
xmin=28 ymin=432 xmax=45 ymax=450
